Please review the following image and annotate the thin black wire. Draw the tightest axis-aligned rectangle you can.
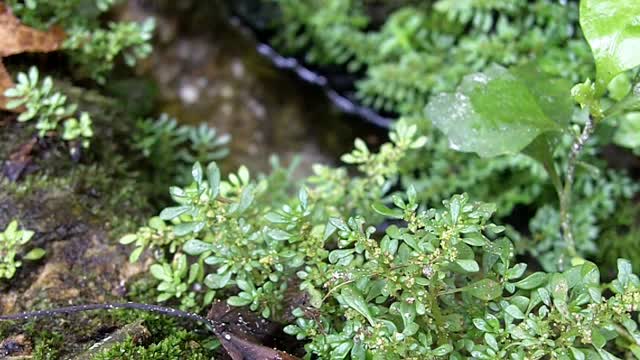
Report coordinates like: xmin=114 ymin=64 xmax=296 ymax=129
xmin=0 ymin=302 xmax=219 ymax=334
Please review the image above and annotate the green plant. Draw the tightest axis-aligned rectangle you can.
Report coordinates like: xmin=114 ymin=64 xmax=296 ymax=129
xmin=7 ymin=0 xmax=155 ymax=83
xmin=4 ymin=66 xmax=94 ymax=148
xmin=120 ymin=120 xmax=426 ymax=313
xmin=132 ymin=114 xmax=231 ymax=187
xmin=425 ymin=0 xmax=640 ymax=270
xmin=63 ymin=19 xmax=155 ymax=83
xmin=268 ymin=0 xmax=590 ymax=115
xmin=267 ymin=0 xmax=640 ymax=276
xmin=0 ymin=220 xmax=45 ymax=279
xmin=285 ymin=193 xmax=640 ymax=359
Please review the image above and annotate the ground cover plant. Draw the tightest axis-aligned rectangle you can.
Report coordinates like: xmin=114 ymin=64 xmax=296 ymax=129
xmin=0 ymin=0 xmax=639 ymax=359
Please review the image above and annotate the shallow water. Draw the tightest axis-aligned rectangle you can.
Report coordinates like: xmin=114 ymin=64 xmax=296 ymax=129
xmin=121 ymin=1 xmax=384 ymax=176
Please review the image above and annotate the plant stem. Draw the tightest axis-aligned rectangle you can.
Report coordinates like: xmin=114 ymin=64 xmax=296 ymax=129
xmin=560 ymin=116 xmax=596 ymax=260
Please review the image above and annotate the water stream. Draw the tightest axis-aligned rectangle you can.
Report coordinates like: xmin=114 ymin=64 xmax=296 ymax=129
xmin=121 ymin=0 xmax=385 ymax=176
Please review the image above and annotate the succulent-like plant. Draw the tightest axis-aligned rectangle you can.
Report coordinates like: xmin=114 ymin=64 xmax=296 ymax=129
xmin=4 ymin=67 xmax=94 ymax=148
xmin=0 ymin=220 xmax=45 ymax=280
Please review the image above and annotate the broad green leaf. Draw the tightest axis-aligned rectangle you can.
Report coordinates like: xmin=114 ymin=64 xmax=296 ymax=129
xmin=614 ymin=112 xmax=640 ymax=149
xmin=465 ymin=279 xmax=503 ymax=301
xmin=426 ymin=64 xmax=571 ymax=158
xmin=129 ymin=247 xmax=144 ymax=263
xmin=328 ymin=249 xmax=355 ymax=264
xmin=580 ymin=0 xmax=640 ymax=93
xmin=432 ymin=344 xmax=453 ymax=356
xmin=174 ymin=221 xmax=204 ymax=236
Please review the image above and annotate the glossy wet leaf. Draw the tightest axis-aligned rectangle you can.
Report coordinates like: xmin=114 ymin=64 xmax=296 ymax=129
xmin=426 ymin=64 xmax=571 ymax=158
xmin=183 ymin=239 xmax=216 ymax=255
xmin=514 ymin=272 xmax=548 ymax=290
xmin=465 ymin=278 xmax=503 ymax=301
xmin=341 ymin=286 xmax=375 ymax=325
xmin=580 ymin=0 xmax=640 ymax=93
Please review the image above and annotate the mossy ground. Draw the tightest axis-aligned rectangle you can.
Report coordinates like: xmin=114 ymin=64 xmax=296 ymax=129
xmin=0 ymin=93 xmax=218 ymax=358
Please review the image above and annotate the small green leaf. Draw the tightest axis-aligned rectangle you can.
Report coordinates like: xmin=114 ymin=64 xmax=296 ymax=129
xmin=204 ymin=272 xmax=232 ymax=289
xmin=150 ymin=264 xmax=172 ymax=282
xmin=328 ymin=249 xmax=355 ymax=264
xmin=341 ymin=286 xmax=375 ymax=326
xmin=268 ymin=229 xmax=291 ymax=241
xmin=159 ymin=206 xmax=190 ymax=220
xmin=183 ymin=239 xmax=215 ymax=255
xmin=192 ymin=162 xmax=203 ymax=185
xmin=455 ymin=259 xmax=479 ymax=272
xmin=227 ymin=296 xmax=252 ymax=307
xmin=465 ymin=279 xmax=503 ymax=301
xmin=591 ymin=327 xmax=606 ymax=349
xmin=580 ymin=0 xmax=640 ymax=93
xmin=371 ymin=202 xmax=403 ymax=219
xmin=174 ymin=221 xmax=204 ymax=236
xmin=504 ymin=304 xmax=525 ymax=319
xmin=23 ymin=248 xmax=45 ymax=260
xmin=119 ymin=234 xmax=137 ymax=245
xmin=129 ymin=247 xmax=144 ymax=262
xmin=514 ymin=272 xmax=548 ymax=290
xmin=432 ymin=344 xmax=453 ymax=356
xmin=206 ymin=162 xmax=221 ymax=198
xmin=230 ymin=185 xmax=254 ymax=214
xmin=462 ymin=233 xmax=486 ymax=246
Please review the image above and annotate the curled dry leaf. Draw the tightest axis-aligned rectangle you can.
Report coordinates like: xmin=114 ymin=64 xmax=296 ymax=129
xmin=218 ymin=331 xmax=300 ymax=360
xmin=0 ymin=2 xmax=65 ymax=111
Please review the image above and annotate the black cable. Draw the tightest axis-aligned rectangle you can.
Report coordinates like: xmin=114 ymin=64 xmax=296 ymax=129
xmin=0 ymin=302 xmax=219 ymax=334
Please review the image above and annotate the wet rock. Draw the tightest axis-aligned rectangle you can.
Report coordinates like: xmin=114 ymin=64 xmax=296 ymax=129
xmin=0 ymin=334 xmax=32 ymax=358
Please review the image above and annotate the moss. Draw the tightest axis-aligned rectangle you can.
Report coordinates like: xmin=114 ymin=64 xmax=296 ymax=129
xmin=30 ymin=330 xmax=63 ymax=360
xmin=92 ymin=330 xmax=216 ymax=360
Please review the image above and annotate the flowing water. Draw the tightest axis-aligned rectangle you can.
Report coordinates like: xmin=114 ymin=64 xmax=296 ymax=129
xmin=121 ymin=0 xmax=385 ymax=175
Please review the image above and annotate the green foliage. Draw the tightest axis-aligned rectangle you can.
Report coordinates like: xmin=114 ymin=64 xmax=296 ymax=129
xmin=4 ymin=66 xmax=94 ymax=147
xmin=7 ymin=0 xmax=114 ymax=29
xmin=63 ymin=19 xmax=155 ymax=83
xmin=269 ymin=0 xmax=590 ymax=115
xmin=0 ymin=220 xmax=45 ymax=280
xmin=423 ymin=0 xmax=640 ymax=270
xmin=114 ymin=0 xmax=640 ymax=358
xmin=285 ymin=195 xmax=640 ymax=359
xmin=268 ymin=0 xmax=640 ymax=276
xmin=7 ymin=0 xmax=155 ymax=83
xmin=132 ymin=114 xmax=230 ymax=186
xmin=121 ymin=121 xmax=426 ymax=313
